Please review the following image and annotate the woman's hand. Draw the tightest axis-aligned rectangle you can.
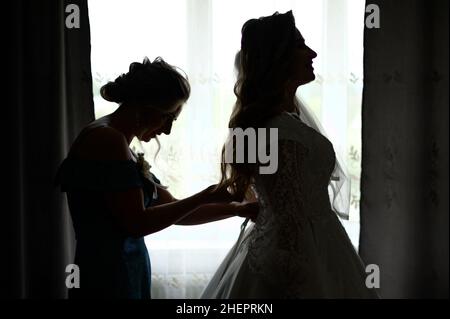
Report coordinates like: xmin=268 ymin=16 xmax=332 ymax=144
xmin=231 ymin=201 xmax=259 ymax=222
xmin=203 ymin=184 xmax=243 ymax=203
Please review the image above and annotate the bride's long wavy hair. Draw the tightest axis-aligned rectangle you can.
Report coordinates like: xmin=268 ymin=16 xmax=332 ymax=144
xmin=217 ymin=11 xmax=299 ymax=199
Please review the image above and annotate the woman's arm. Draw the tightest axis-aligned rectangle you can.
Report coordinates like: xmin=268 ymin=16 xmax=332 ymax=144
xmin=175 ymin=201 xmax=258 ymax=226
xmin=175 ymin=202 xmax=235 ymax=225
xmin=154 ymin=185 xmax=259 ymax=225
xmin=153 ymin=184 xmax=178 ymax=205
xmin=105 ymin=184 xmax=234 ymax=238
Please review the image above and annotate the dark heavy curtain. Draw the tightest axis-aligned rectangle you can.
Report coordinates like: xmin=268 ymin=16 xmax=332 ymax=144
xmin=3 ymin=0 xmax=94 ymax=298
xmin=360 ymin=0 xmax=449 ymax=298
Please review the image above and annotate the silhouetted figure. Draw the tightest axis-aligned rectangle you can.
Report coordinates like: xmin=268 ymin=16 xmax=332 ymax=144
xmin=55 ymin=57 xmax=257 ymax=299
xmin=201 ymin=11 xmax=379 ymax=298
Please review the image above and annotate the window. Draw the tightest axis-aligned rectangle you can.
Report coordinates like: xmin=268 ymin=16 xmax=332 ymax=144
xmin=88 ymin=0 xmax=365 ymax=298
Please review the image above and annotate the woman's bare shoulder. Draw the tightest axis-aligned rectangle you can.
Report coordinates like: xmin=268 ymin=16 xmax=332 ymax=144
xmin=69 ymin=119 xmax=131 ymax=161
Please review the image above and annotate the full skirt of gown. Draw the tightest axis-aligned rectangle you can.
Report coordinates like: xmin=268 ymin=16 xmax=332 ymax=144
xmin=201 ymin=112 xmax=379 ymax=299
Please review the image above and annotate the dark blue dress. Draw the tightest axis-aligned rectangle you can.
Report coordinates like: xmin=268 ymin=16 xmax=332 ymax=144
xmin=55 ymin=158 xmax=160 ymax=299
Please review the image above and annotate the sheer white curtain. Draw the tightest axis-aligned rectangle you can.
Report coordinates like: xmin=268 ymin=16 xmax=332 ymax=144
xmin=88 ymin=0 xmax=364 ymax=298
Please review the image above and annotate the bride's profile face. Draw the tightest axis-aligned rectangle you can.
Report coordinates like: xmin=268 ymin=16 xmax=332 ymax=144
xmin=290 ymin=29 xmax=317 ymax=86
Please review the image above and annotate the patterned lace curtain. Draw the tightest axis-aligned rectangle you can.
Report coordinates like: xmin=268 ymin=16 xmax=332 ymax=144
xmin=88 ymin=0 xmax=365 ymax=298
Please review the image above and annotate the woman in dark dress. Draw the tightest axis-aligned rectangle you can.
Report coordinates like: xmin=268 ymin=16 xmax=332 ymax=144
xmin=55 ymin=57 xmax=257 ymax=299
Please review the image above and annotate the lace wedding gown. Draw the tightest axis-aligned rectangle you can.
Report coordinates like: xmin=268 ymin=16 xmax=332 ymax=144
xmin=201 ymin=112 xmax=378 ymax=299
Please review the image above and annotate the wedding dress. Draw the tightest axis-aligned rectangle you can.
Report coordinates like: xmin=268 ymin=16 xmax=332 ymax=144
xmin=201 ymin=111 xmax=378 ymax=299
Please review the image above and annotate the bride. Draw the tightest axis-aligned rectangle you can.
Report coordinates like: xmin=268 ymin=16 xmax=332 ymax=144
xmin=201 ymin=11 xmax=379 ymax=299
